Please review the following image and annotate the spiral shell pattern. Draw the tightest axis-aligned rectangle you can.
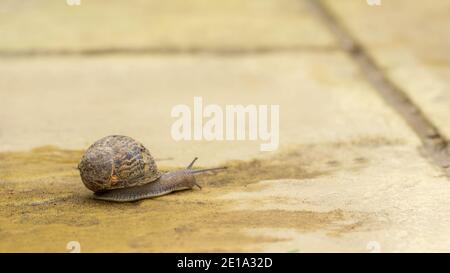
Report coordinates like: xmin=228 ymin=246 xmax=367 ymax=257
xmin=78 ymin=135 xmax=161 ymax=192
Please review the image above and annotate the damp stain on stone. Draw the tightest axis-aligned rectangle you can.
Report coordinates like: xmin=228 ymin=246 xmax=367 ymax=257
xmin=0 ymin=138 xmax=393 ymax=251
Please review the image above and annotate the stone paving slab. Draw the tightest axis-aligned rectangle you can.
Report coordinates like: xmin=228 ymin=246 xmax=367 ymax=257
xmin=2 ymin=140 xmax=450 ymax=252
xmin=0 ymin=0 xmax=334 ymax=52
xmin=221 ymin=144 xmax=450 ymax=252
xmin=0 ymin=53 xmax=418 ymax=166
xmin=1 ymin=1 xmax=450 ymax=252
xmin=2 ymin=52 xmax=450 ymax=252
xmin=323 ymin=0 xmax=450 ymax=140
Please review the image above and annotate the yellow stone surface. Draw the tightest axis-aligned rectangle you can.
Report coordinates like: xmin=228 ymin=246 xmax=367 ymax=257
xmin=3 ymin=52 xmax=450 ymax=252
xmin=324 ymin=0 xmax=450 ymax=140
xmin=1 ymin=0 xmax=450 ymax=253
xmin=0 ymin=0 xmax=334 ymax=51
xmin=0 ymin=53 xmax=418 ymax=165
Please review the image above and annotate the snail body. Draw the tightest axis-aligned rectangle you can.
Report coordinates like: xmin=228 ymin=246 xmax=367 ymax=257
xmin=78 ymin=135 xmax=225 ymax=202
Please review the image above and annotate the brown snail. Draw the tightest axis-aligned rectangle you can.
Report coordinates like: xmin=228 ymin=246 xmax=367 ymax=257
xmin=78 ymin=135 xmax=226 ymax=202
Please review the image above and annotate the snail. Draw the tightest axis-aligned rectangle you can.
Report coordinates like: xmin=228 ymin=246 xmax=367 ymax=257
xmin=77 ymin=135 xmax=226 ymax=202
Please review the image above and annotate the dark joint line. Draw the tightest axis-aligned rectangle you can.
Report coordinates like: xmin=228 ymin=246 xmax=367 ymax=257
xmin=308 ymin=0 xmax=450 ymax=175
xmin=0 ymin=45 xmax=339 ymax=58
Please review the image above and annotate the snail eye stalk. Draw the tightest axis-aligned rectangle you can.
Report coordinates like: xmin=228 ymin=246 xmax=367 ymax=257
xmin=186 ymin=157 xmax=198 ymax=169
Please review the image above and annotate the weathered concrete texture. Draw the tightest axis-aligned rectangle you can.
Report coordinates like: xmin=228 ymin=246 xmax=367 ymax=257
xmin=1 ymin=0 xmax=450 ymax=253
xmin=0 ymin=53 xmax=418 ymax=166
xmin=222 ymin=145 xmax=450 ymax=252
xmin=0 ymin=0 xmax=334 ymax=52
xmin=324 ymin=0 xmax=450 ymax=140
xmin=2 ymin=52 xmax=450 ymax=252
xmin=1 ymin=140 xmax=450 ymax=252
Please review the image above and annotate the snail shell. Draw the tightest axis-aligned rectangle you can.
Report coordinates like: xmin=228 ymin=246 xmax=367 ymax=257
xmin=78 ymin=135 xmax=161 ymax=193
